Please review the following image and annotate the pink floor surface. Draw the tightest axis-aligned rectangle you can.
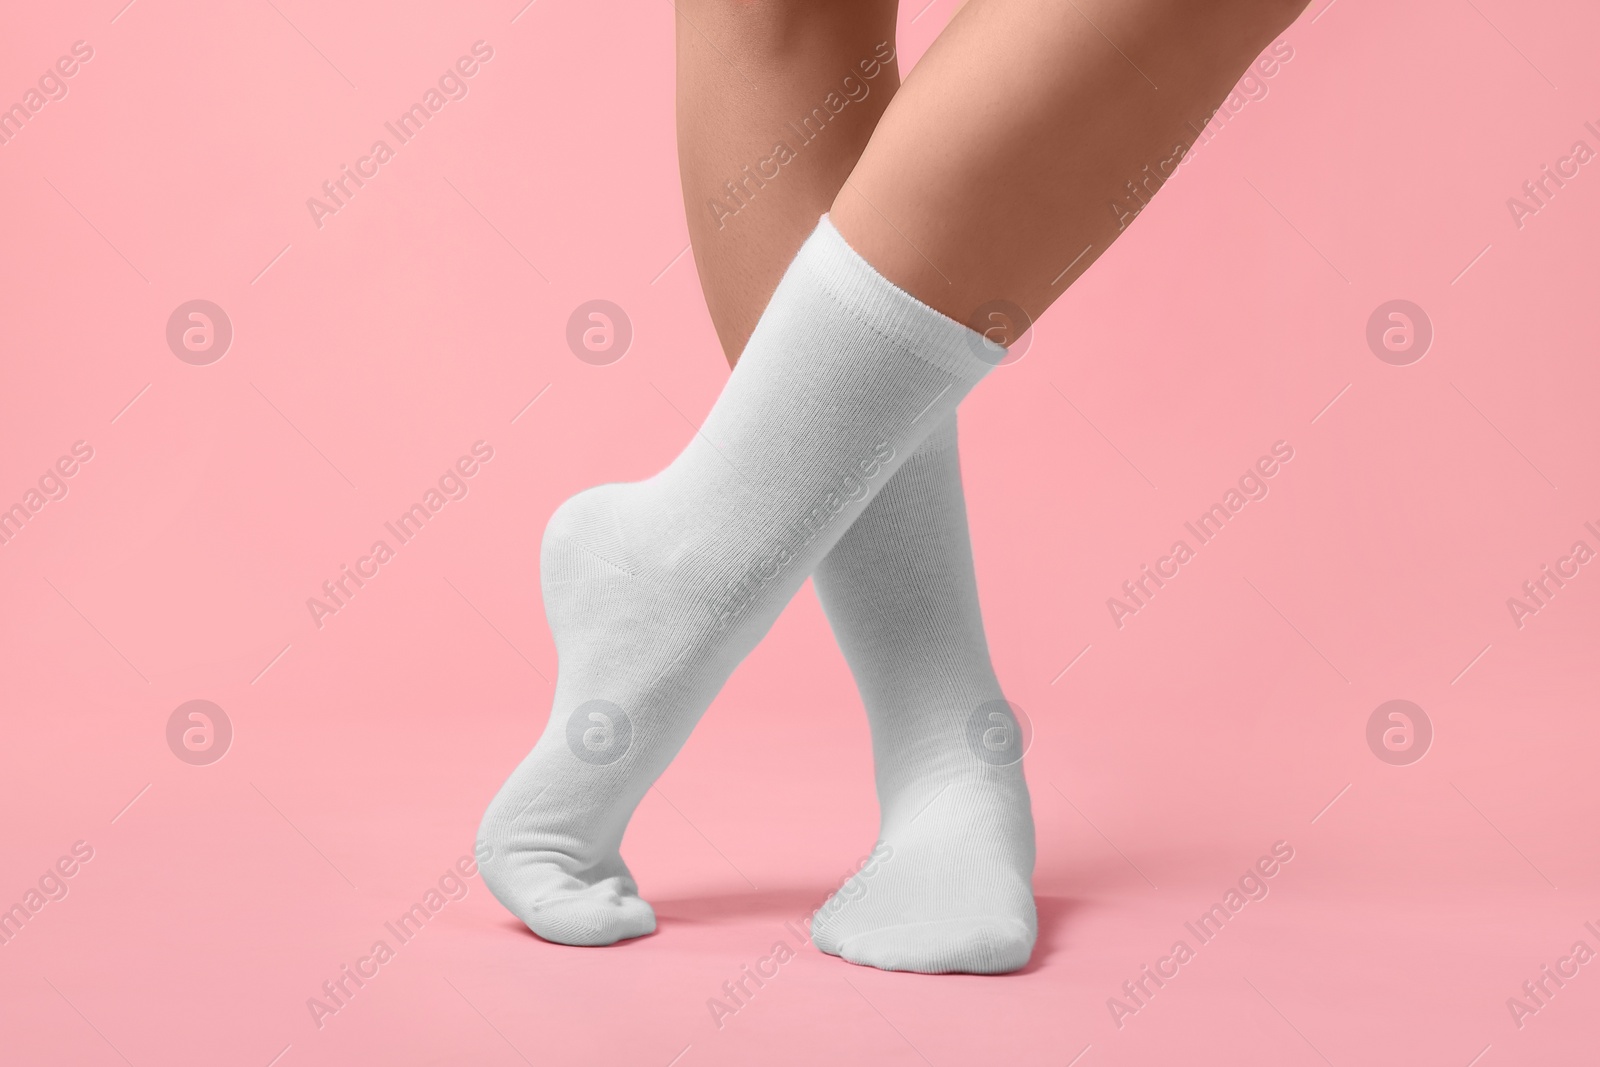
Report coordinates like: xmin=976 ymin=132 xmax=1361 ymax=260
xmin=2 ymin=1 xmax=1598 ymax=1064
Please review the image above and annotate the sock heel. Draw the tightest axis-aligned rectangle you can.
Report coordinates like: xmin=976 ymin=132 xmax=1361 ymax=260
xmin=541 ymin=486 xmax=638 ymax=586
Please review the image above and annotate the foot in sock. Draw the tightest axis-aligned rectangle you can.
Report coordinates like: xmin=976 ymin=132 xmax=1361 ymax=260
xmin=476 ymin=216 xmax=994 ymax=947
xmin=807 ymin=418 xmax=1037 ymax=974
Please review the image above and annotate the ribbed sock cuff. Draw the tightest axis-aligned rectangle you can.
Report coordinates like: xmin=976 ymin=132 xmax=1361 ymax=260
xmin=794 ymin=214 xmax=995 ymax=389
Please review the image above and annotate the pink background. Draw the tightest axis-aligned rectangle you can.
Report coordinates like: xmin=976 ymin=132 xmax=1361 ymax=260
xmin=3 ymin=0 xmax=1598 ymax=1064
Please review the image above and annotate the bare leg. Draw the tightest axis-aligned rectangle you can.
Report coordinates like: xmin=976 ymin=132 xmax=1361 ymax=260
xmin=675 ymin=0 xmax=900 ymax=363
xmin=832 ymin=0 xmax=1309 ymax=330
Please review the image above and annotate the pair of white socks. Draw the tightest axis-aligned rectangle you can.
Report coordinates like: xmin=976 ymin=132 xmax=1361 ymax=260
xmin=478 ymin=215 xmax=1036 ymax=974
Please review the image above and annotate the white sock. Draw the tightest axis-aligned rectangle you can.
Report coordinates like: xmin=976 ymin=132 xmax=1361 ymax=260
xmin=477 ymin=216 xmax=993 ymax=946
xmin=807 ymin=415 xmax=1037 ymax=973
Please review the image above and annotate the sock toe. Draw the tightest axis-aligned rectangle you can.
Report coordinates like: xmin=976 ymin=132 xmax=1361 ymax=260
xmin=829 ymin=916 xmax=1033 ymax=974
xmin=524 ymin=885 xmax=657 ymax=947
